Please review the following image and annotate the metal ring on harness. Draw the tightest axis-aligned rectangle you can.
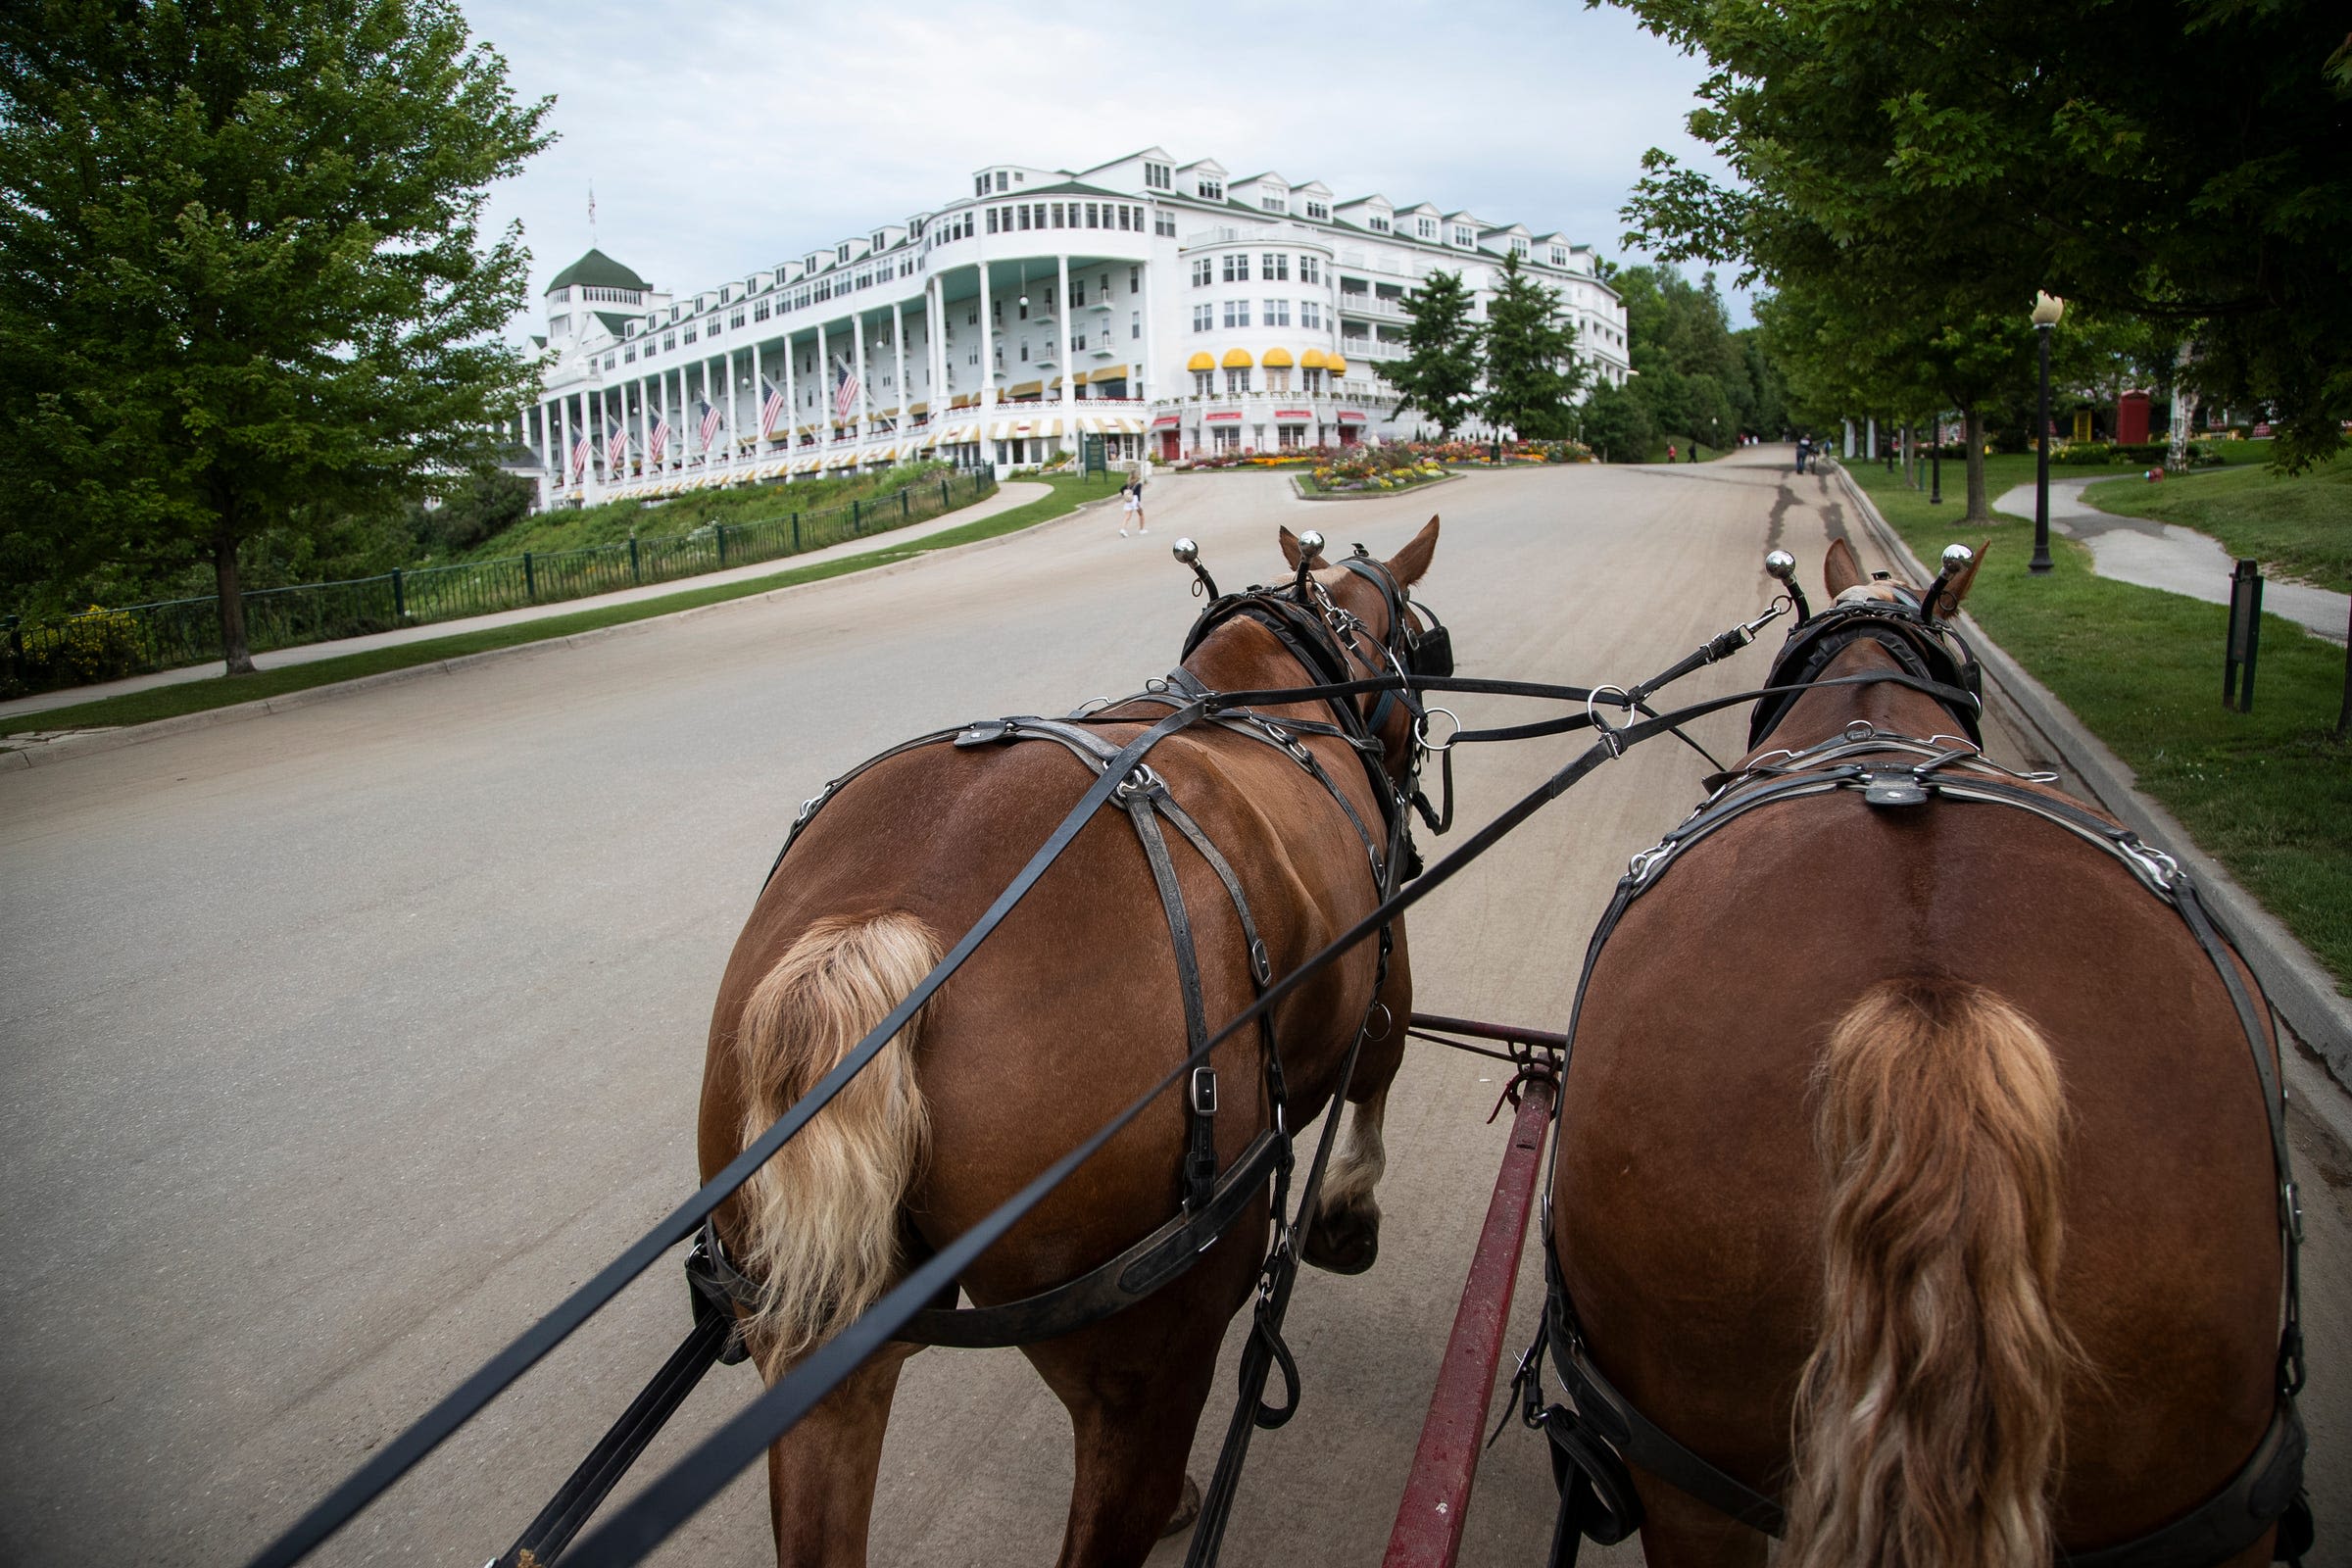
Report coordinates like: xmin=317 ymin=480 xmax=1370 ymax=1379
xmin=1415 ymin=707 xmax=1461 ymax=753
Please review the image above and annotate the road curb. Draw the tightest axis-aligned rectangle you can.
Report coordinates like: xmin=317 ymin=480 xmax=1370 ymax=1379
xmin=2 ymin=492 xmax=1114 ymax=773
xmin=1831 ymin=461 xmax=2352 ymax=1147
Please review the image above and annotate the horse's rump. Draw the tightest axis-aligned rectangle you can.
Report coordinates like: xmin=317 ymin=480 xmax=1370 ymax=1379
xmin=1555 ymin=788 xmax=2284 ymax=1554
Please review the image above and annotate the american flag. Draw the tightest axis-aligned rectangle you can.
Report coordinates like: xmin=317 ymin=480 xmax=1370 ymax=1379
xmin=605 ymin=417 xmax=627 ymax=472
xmin=760 ymin=374 xmax=787 ymax=439
xmin=569 ymin=431 xmax=589 ymax=483
xmin=696 ymin=397 xmax=724 ymax=453
xmin=833 ymin=354 xmax=860 ymax=422
xmin=647 ymin=405 xmax=670 ymax=467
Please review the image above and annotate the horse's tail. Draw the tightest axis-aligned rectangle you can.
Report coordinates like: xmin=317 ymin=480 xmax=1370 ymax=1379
xmin=1782 ymin=978 xmax=2075 ymax=1568
xmin=730 ymin=910 xmax=940 ymax=1365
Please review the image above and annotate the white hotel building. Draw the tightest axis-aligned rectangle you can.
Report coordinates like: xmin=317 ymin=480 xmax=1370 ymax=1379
xmin=515 ymin=147 xmax=1630 ymax=506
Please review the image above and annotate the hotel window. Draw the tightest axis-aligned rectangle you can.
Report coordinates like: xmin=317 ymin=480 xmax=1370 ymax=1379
xmin=1368 ymin=217 xmax=1390 ymax=232
xmin=1132 ymin=311 xmax=1142 ymax=339
xmin=1194 ymin=370 xmax=1213 ymax=396
xmin=1085 ymin=202 xmax=1099 ymax=226
xmin=1117 ymin=206 xmax=1131 ymax=230
xmin=1551 ymin=246 xmax=1568 ymax=267
xmin=1225 ymin=368 xmax=1250 ymax=394
xmin=1511 ymin=237 xmax=1529 ymax=257
xmin=1018 ymin=340 xmax=1028 ymax=360
xmin=1278 ymin=424 xmax=1302 ymax=449
xmin=603 ymin=353 xmax=616 ymax=369
xmin=623 ymin=347 xmax=636 ymax=363
xmin=838 ymin=243 xmax=852 ymax=262
xmin=1417 ymin=219 xmax=1437 ymax=239
xmin=992 ymin=300 xmax=1002 ymax=322
xmin=1222 ymin=254 xmax=1249 ymax=282
xmin=1072 ymin=278 xmax=1086 ymax=306
xmin=1266 ymin=367 xmax=1291 ymax=393
xmin=1193 ymin=303 xmax=1212 ymax=331
xmin=1130 ymin=266 xmax=1141 ymax=292
xmin=1264 ymin=300 xmax=1291 ymax=326
xmin=683 ymin=325 xmax=698 ymax=344
xmin=1051 ymin=203 xmax=1064 ymax=227
xmin=1299 ymin=256 xmax=1321 ymax=285
xmin=729 ymin=310 xmax=746 ymax=328
xmin=1301 ymin=368 xmax=1322 ymax=394
xmin=661 ymin=331 xmax=674 ymax=351
xmin=1453 ymin=226 xmax=1475 ymax=246
xmin=986 ymin=208 xmax=999 ymax=234
xmin=1261 ymin=196 xmax=1285 ymax=213
xmin=1212 ymin=426 xmax=1239 ymax=452
xmin=1146 ymin=162 xmax=1170 ymax=189
xmin=1304 ymin=200 xmax=1329 ymax=220
xmin=1262 ymin=253 xmax=1289 ymax=280
xmin=1101 ymin=271 xmax=1110 ymax=297
xmin=1032 ymin=203 xmax=1046 ymax=228
xmin=1155 ymin=213 xmax=1177 ymax=237
xmin=1072 ymin=330 xmax=1087 ymax=350
xmin=1017 ymin=206 xmax=1031 ymax=231
xmin=1198 ymin=176 xmax=1223 ymax=200
xmin=1301 ymin=301 xmax=1322 ymax=328
xmin=995 ymin=172 xmax=1009 ymax=192
xmin=1222 ymin=300 xmax=1249 ymax=328
xmin=1192 ymin=258 xmax=1212 ymax=286
xmin=754 ymin=300 xmax=771 ymax=321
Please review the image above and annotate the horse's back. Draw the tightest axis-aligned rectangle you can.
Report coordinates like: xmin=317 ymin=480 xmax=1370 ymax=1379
xmin=1556 ymin=784 xmax=2282 ymax=1546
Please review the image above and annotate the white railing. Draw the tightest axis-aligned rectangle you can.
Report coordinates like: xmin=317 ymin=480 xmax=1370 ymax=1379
xmin=1339 ymin=337 xmax=1408 ymax=361
xmin=1337 ymin=293 xmax=1408 ymax=319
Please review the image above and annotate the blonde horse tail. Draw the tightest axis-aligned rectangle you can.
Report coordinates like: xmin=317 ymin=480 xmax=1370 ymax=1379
xmin=730 ymin=911 xmax=940 ymax=1366
xmin=1782 ymin=978 xmax=2075 ymax=1568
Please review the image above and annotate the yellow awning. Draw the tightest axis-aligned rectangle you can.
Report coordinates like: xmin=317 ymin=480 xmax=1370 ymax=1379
xmin=919 ymin=432 xmax=940 ymax=449
xmin=868 ymin=446 xmax=897 ymax=463
xmin=1007 ymin=380 xmax=1043 ymax=398
xmin=907 ymin=401 xmax=930 ymax=416
xmin=1221 ymin=348 xmax=1252 ymax=368
xmin=1261 ymin=347 xmax=1295 ymax=368
xmin=1071 ymin=370 xmax=1090 ymax=385
xmin=1187 ymin=351 xmax=1214 ymax=371
xmin=1327 ymin=354 xmax=1349 ymax=376
xmin=1299 ymin=348 xmax=1329 ymax=368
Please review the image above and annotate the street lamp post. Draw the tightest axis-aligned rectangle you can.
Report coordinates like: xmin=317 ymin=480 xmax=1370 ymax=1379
xmin=2030 ymin=290 xmax=2064 ymax=573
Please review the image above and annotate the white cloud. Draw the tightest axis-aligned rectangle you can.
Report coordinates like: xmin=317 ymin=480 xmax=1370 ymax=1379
xmin=461 ymin=0 xmax=1752 ymax=329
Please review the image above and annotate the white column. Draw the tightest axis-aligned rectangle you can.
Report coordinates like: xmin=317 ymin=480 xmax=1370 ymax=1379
xmin=557 ymin=395 xmax=572 ymax=501
xmin=783 ymin=328 xmax=798 ymax=479
xmin=672 ymin=368 xmax=686 ymax=470
xmin=928 ymin=277 xmax=947 ymax=418
xmin=538 ymin=400 xmax=554 ymax=509
xmin=893 ymin=301 xmax=908 ymax=440
xmin=977 ymin=261 xmax=995 ymax=410
xmin=751 ymin=338 xmax=764 ymax=461
xmin=637 ymin=376 xmax=650 ymax=488
xmin=1866 ymin=416 xmax=1878 ymax=461
xmin=852 ymin=310 xmax=869 ymax=448
xmin=1139 ymin=255 xmax=1153 ymax=408
xmin=1056 ymin=253 xmax=1075 ymax=455
xmin=816 ymin=319 xmax=830 ymax=449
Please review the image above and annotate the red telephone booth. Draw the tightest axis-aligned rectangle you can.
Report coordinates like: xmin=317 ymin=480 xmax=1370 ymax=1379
xmin=2118 ymin=390 xmax=2151 ymax=446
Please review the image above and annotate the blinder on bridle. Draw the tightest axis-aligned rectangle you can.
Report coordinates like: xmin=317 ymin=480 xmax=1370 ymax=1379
xmin=1745 ymin=554 xmax=1984 ymax=750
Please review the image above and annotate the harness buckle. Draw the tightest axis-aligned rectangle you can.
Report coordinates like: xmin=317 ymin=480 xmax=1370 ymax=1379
xmin=1862 ymin=771 xmax=1930 ymax=808
xmin=1190 ymin=1066 xmax=1219 ymax=1115
xmin=1114 ymin=762 xmax=1164 ymax=803
xmin=1250 ymin=940 xmax=1273 ymax=985
xmin=2283 ymin=1180 xmax=2304 ymax=1245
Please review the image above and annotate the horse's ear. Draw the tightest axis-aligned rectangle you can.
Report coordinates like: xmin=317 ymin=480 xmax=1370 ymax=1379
xmin=1823 ymin=537 xmax=1864 ymax=598
xmin=1934 ymin=540 xmax=1990 ymax=617
xmin=1388 ymin=516 xmax=1440 ymax=587
xmin=1279 ymin=526 xmax=1304 ymax=568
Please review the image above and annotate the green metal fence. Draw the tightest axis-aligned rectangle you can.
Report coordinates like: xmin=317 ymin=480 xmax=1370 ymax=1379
xmin=4 ymin=471 xmax=997 ymax=697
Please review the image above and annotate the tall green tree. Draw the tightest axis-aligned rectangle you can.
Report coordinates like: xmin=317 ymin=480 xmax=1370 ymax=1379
xmin=1480 ymin=253 xmax=1589 ymax=439
xmin=1611 ymin=0 xmax=2352 ymax=470
xmin=1375 ymin=269 xmax=1481 ymax=439
xmin=0 ymin=0 xmax=552 ymax=671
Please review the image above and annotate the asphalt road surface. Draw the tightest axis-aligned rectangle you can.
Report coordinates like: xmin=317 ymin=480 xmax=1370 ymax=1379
xmin=3 ymin=451 xmax=2343 ymax=1567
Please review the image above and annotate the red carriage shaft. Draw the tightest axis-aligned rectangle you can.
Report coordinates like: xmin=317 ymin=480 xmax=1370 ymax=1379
xmin=1382 ymin=1062 xmax=1556 ymax=1567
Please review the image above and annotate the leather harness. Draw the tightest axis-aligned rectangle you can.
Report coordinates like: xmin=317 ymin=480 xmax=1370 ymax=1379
xmin=1526 ymin=621 xmax=2314 ymax=1566
xmin=701 ymin=556 xmax=1437 ymax=1352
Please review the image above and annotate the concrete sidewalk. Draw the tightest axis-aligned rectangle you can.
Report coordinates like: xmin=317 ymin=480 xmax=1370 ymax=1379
xmin=0 ymin=479 xmax=1054 ymax=722
xmin=1993 ymin=472 xmax=2349 ymax=641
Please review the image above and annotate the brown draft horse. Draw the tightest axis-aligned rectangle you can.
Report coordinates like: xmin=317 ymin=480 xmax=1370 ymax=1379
xmin=1550 ymin=539 xmax=2295 ymax=1568
xmin=697 ymin=521 xmax=1441 ymax=1567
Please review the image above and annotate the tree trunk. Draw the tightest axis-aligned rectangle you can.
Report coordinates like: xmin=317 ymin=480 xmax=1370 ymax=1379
xmin=214 ymin=529 xmax=254 ymax=675
xmin=1963 ymin=406 xmax=1990 ymax=523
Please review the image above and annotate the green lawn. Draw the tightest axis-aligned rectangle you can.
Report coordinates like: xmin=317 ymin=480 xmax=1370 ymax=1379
xmin=2083 ymin=460 xmax=2352 ymax=594
xmin=1845 ymin=460 xmax=2352 ymax=995
xmin=8 ymin=474 xmax=1109 ymax=740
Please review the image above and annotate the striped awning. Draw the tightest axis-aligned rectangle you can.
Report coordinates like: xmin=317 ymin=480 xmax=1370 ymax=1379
xmin=918 ymin=432 xmax=940 ymax=450
xmin=866 ymin=446 xmax=897 ymax=463
xmin=1075 ymin=415 xmax=1150 ymax=435
xmin=986 ymin=416 xmax=1064 ymax=440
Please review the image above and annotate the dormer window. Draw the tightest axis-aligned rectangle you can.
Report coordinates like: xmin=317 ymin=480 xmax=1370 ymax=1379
xmin=1368 ymin=217 xmax=1391 ymax=233
xmin=1417 ymin=218 xmax=1437 ymax=239
xmin=1198 ymin=176 xmax=1224 ymax=201
xmin=1510 ymin=237 xmax=1529 ymax=257
xmin=837 ymin=242 xmax=852 ymax=263
xmin=1550 ymin=245 xmax=1569 ymax=267
xmin=1145 ymin=162 xmax=1171 ymax=190
xmin=1303 ymin=200 xmax=1329 ymax=220
xmin=996 ymin=171 xmax=1009 ymax=192
xmin=1452 ymin=225 xmax=1476 ymax=247
xmin=1260 ymin=196 xmax=1285 ymax=213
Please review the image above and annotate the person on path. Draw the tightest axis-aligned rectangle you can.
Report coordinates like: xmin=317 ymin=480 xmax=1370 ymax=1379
xmin=1126 ymin=458 xmax=1150 ymax=534
xmin=1119 ymin=480 xmax=1141 ymax=536
xmin=1666 ymin=443 xmax=1678 ymax=464
xmin=1795 ymin=434 xmax=1813 ymax=474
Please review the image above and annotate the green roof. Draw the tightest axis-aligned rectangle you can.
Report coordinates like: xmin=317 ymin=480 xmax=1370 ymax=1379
xmin=547 ymin=248 xmax=650 ymax=293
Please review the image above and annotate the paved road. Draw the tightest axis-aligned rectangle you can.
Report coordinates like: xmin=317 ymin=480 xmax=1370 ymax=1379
xmin=2 ymin=452 xmax=2341 ymax=1567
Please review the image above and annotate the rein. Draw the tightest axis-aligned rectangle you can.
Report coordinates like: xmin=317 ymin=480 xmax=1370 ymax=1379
xmin=244 ymin=580 xmax=1990 ymax=1568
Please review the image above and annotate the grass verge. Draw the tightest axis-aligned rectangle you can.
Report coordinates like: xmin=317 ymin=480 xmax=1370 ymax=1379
xmin=8 ymin=474 xmax=1110 ymax=740
xmin=1846 ymin=459 xmax=2352 ymax=996
xmin=2083 ymin=460 xmax=2352 ymax=594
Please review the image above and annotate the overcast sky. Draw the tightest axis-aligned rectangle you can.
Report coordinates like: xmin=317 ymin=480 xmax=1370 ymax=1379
xmin=459 ymin=0 xmax=1751 ymax=332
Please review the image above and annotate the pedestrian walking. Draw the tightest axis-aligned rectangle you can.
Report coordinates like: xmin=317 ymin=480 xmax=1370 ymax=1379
xmin=1118 ymin=480 xmax=1140 ymax=536
xmin=1666 ymin=443 xmax=1678 ymax=464
xmin=1126 ymin=458 xmax=1150 ymax=534
xmin=1795 ymin=434 xmax=1813 ymax=474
